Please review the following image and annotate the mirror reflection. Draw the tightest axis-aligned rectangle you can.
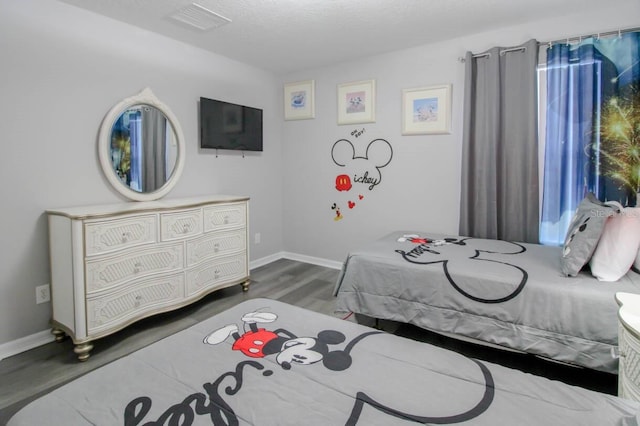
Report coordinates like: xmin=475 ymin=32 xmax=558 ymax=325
xmin=109 ymin=105 xmax=178 ymax=193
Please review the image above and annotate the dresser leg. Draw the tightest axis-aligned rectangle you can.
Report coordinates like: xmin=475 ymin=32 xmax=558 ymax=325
xmin=51 ymin=328 xmax=67 ymax=342
xmin=74 ymin=342 xmax=94 ymax=362
xmin=241 ymin=280 xmax=251 ymax=292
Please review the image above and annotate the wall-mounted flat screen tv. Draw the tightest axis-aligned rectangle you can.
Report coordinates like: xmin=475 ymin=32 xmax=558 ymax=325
xmin=200 ymin=97 xmax=263 ymax=152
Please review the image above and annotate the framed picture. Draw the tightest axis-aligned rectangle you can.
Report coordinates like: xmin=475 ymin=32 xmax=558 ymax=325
xmin=284 ymin=80 xmax=315 ymax=120
xmin=337 ymin=79 xmax=376 ymax=125
xmin=402 ymin=84 xmax=452 ymax=135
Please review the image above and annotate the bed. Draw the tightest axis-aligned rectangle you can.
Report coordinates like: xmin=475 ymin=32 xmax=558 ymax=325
xmin=334 ymin=231 xmax=640 ymax=374
xmin=7 ymin=298 xmax=640 ymax=425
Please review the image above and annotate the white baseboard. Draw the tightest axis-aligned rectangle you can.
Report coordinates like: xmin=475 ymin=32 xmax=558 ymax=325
xmin=250 ymin=251 xmax=342 ymax=271
xmin=249 ymin=251 xmax=286 ymax=270
xmin=280 ymin=252 xmax=343 ymax=270
xmin=0 ymin=329 xmax=54 ymax=361
xmin=1 ymin=252 xmax=342 ymax=360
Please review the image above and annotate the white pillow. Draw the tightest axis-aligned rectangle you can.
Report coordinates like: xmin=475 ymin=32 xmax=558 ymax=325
xmin=590 ymin=207 xmax=640 ymax=281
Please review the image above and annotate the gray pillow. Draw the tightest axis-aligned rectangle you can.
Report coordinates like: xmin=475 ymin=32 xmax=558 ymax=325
xmin=561 ymin=193 xmax=615 ymax=277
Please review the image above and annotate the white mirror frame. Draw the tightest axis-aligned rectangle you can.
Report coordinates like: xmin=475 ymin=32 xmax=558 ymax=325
xmin=98 ymin=88 xmax=186 ymax=202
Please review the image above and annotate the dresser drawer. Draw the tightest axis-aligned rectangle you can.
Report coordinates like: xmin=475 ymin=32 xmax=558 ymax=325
xmin=203 ymin=203 xmax=246 ymax=232
xmin=186 ymin=253 xmax=247 ymax=296
xmin=85 ymin=214 xmax=157 ymax=256
xmin=185 ymin=230 xmax=246 ymax=267
xmin=160 ymin=208 xmax=203 ymax=241
xmin=86 ymin=273 xmax=184 ymax=335
xmin=85 ymin=243 xmax=184 ymax=293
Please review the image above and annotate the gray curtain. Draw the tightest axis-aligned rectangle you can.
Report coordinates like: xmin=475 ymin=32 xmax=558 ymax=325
xmin=459 ymin=38 xmax=539 ymax=243
xmin=141 ymin=107 xmax=168 ymax=192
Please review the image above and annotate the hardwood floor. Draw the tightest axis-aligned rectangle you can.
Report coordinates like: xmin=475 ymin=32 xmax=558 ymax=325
xmin=0 ymin=259 xmax=618 ymax=424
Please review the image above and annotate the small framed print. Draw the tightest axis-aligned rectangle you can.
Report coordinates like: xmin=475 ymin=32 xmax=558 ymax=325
xmin=402 ymin=84 xmax=452 ymax=135
xmin=337 ymin=79 xmax=375 ymax=125
xmin=284 ymin=80 xmax=315 ymax=120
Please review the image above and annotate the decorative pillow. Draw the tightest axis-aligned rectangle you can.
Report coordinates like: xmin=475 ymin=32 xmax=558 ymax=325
xmin=590 ymin=207 xmax=640 ymax=281
xmin=561 ymin=193 xmax=615 ymax=276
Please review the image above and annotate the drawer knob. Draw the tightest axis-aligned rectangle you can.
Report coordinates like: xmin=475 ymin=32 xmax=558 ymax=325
xmin=182 ymin=223 xmax=191 ymax=233
xmin=223 ymin=216 xmax=229 ymax=224
xmin=133 ymin=262 xmax=142 ymax=274
xmin=214 ymin=243 xmax=220 ymax=252
xmin=134 ymin=295 xmax=142 ymax=307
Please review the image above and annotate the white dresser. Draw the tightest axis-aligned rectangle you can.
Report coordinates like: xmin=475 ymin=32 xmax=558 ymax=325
xmin=47 ymin=195 xmax=249 ymax=361
xmin=616 ymin=292 xmax=640 ymax=401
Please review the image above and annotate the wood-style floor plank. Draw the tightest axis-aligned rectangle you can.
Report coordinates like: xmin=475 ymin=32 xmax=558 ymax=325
xmin=0 ymin=259 xmax=618 ymax=424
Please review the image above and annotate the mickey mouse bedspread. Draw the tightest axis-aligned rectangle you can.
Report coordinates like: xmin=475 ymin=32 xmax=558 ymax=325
xmin=334 ymin=231 xmax=640 ymax=373
xmin=8 ymin=298 xmax=640 ymax=425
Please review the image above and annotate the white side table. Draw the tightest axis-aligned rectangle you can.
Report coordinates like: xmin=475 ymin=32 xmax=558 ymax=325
xmin=616 ymin=292 xmax=640 ymax=401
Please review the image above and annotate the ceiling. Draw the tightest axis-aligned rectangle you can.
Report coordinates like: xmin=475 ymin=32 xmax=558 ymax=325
xmin=58 ymin=0 xmax=608 ymax=74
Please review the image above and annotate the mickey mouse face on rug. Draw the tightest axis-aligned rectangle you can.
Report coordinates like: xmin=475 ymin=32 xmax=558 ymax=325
xmin=331 ymin=138 xmax=393 ymax=191
xmin=395 ymin=237 xmax=527 ymax=304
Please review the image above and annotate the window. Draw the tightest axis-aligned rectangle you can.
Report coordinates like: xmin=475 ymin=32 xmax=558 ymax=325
xmin=538 ymin=33 xmax=640 ymax=245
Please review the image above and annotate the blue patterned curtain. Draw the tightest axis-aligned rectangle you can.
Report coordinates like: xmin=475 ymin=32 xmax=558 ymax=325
xmin=540 ymin=32 xmax=640 ymax=245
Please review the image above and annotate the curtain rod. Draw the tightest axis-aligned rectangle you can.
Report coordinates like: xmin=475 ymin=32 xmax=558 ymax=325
xmin=539 ymin=26 xmax=640 ymax=47
xmin=459 ymin=46 xmax=524 ymax=61
xmin=459 ymin=26 xmax=639 ymax=62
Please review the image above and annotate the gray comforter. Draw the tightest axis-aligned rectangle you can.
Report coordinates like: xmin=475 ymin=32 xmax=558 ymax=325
xmin=8 ymin=298 xmax=640 ymax=425
xmin=334 ymin=231 xmax=640 ymax=373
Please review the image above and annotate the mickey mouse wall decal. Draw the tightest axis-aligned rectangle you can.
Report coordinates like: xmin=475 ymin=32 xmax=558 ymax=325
xmin=330 ymin=137 xmax=393 ymax=221
xmin=331 ymin=202 xmax=343 ymax=220
xmin=335 ymin=174 xmax=353 ymax=191
xmin=331 ymin=138 xmax=393 ymax=191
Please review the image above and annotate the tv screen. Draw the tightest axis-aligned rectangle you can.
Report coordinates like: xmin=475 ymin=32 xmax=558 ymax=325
xmin=200 ymin=97 xmax=263 ymax=152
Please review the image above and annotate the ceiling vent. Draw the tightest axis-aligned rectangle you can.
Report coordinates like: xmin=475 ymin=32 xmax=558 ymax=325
xmin=168 ymin=3 xmax=231 ymax=31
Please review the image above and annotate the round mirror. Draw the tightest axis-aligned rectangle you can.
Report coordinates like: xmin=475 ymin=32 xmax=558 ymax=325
xmin=98 ymin=88 xmax=185 ymax=201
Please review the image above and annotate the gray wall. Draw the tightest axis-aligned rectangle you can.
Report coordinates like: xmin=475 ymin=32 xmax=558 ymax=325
xmin=280 ymin=2 xmax=640 ymax=262
xmin=0 ymin=0 xmax=284 ymax=345
xmin=1 ymin=0 xmax=638 ymax=349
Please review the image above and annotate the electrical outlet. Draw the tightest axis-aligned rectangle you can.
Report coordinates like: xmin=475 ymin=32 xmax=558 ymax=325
xmin=36 ymin=284 xmax=50 ymax=304
xmin=254 ymin=233 xmax=261 ymax=244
